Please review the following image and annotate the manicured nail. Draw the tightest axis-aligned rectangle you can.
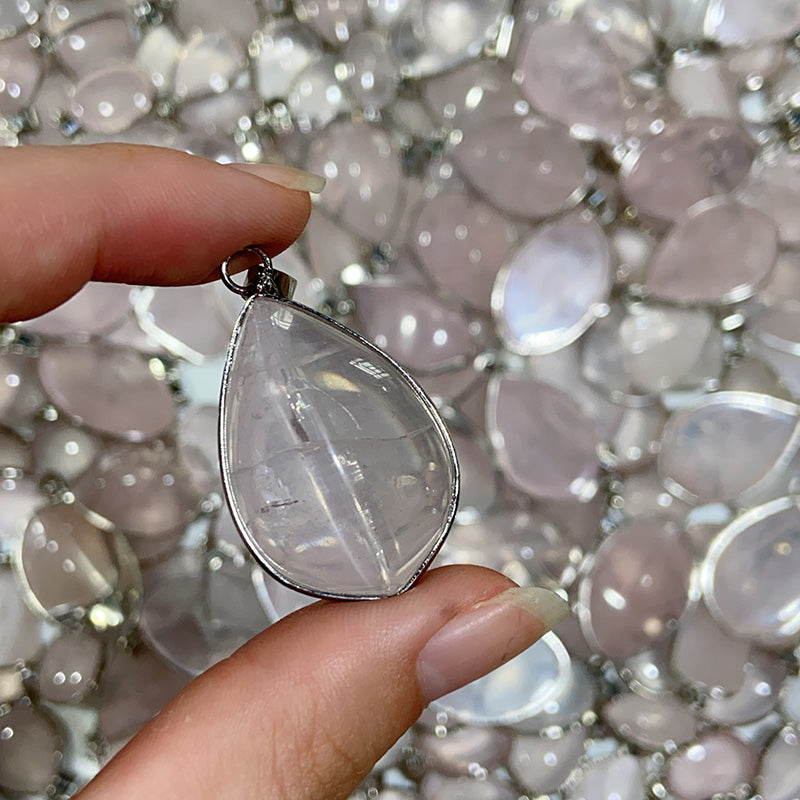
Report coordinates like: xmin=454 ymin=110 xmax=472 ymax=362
xmin=416 ymin=586 xmax=570 ymax=703
xmin=229 ymin=162 xmax=326 ymax=193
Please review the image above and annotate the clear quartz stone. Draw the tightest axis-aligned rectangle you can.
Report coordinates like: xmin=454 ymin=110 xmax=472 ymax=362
xmin=493 ymin=215 xmax=610 ymax=355
xmin=603 ymin=693 xmax=697 ymax=750
xmin=54 ymin=18 xmax=134 ymax=77
xmin=666 ymin=52 xmax=739 ymax=119
xmin=418 ymin=726 xmax=512 ymax=775
xmin=702 ymin=496 xmax=800 ymax=644
xmin=657 ymin=392 xmax=799 ymax=503
xmin=569 ymin=754 xmax=646 ymax=800
xmin=70 ymin=64 xmax=154 ymax=134
xmin=345 ymin=30 xmax=397 ymax=110
xmin=293 ymin=0 xmax=366 ymax=45
xmin=704 ymin=0 xmax=800 ymax=46
xmin=516 ymin=20 xmax=626 ymax=142
xmin=252 ymin=19 xmax=319 ymax=103
xmin=579 ymin=516 xmax=692 ymax=658
xmin=42 ymin=0 xmax=127 ymax=38
xmin=37 ymin=630 xmax=102 ymax=703
xmin=32 ymin=418 xmax=101 ymax=482
xmin=220 ymin=296 xmax=457 ymax=598
xmin=452 ymin=115 xmax=590 ymax=219
xmin=173 ymin=31 xmax=246 ymax=101
xmin=286 ymin=55 xmax=352 ymax=129
xmin=136 ymin=25 xmax=182 ymax=95
xmin=0 ymin=352 xmax=45 ymax=426
xmin=174 ymin=0 xmax=260 ymax=43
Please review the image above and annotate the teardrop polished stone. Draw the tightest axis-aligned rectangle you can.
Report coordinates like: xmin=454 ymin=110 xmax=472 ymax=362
xmin=252 ymin=19 xmax=319 ymax=103
xmin=760 ymin=726 xmax=800 ymax=800
xmin=658 ymin=392 xmax=799 ymax=503
xmin=603 ymin=693 xmax=697 ymax=751
xmin=0 ymin=704 xmax=62 ymax=795
xmin=37 ymin=630 xmax=102 ymax=704
xmin=418 ymin=726 xmax=512 ymax=776
xmin=220 ymin=296 xmax=458 ymax=599
xmin=508 ymin=728 xmax=585 ymax=793
xmin=70 ymin=64 xmax=153 ymax=134
xmin=702 ymin=496 xmax=800 ymax=644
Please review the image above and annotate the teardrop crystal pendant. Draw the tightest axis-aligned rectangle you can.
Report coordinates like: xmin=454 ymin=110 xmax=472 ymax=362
xmin=218 ymin=247 xmax=459 ymax=600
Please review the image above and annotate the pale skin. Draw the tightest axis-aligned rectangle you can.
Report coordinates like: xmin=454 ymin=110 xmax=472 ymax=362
xmin=1 ymin=144 xmax=539 ymax=800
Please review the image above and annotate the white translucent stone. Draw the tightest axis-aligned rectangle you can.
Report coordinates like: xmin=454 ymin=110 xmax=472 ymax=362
xmin=738 ymin=150 xmax=800 ymax=246
xmin=704 ymin=0 xmax=800 ymax=46
xmin=176 ymin=85 xmax=256 ymax=135
xmin=22 ymin=282 xmax=132 ymax=339
xmin=508 ymin=728 xmax=585 ymax=793
xmin=611 ymin=468 xmax=692 ymax=522
xmin=42 ymin=0 xmax=126 ymax=38
xmin=0 ymin=34 xmax=41 ymax=115
xmin=54 ymin=17 xmax=133 ymax=77
xmin=702 ymin=496 xmax=800 ymax=644
xmin=136 ymin=25 xmax=182 ymax=94
xmin=666 ymin=52 xmax=738 ymax=119
xmin=488 ymin=376 xmax=600 ymax=501
xmin=174 ymin=0 xmax=259 ymax=43
xmin=607 ymin=404 xmax=667 ymax=473
xmin=493 ymin=215 xmax=610 ymax=355
xmin=173 ymin=31 xmax=246 ymax=101
xmin=419 ymin=772 xmax=515 ymax=800
xmin=432 ymin=632 xmax=570 ymax=725
xmin=32 ymin=418 xmax=101 ymax=482
xmin=38 ymin=630 xmax=102 ymax=703
xmin=306 ymin=120 xmax=403 ymax=242
xmin=389 ymin=0 xmax=509 ymax=78
xmin=0 ymin=705 xmax=62 ymax=794
xmin=0 ymin=352 xmax=45 ymax=426
xmin=252 ymin=19 xmax=318 ymax=103
xmin=70 ymin=64 xmax=153 ymax=134
xmin=658 ymin=392 xmax=799 ymax=503
xmin=516 ymin=20 xmax=626 ymax=142
xmin=294 ymin=0 xmax=366 ymax=44
xmin=645 ymin=0 xmax=710 ymax=46
xmin=604 ymin=693 xmax=696 ymax=750
xmin=620 ymin=117 xmax=756 ymax=223
xmin=418 ymin=726 xmax=511 ymax=775
xmin=582 ymin=304 xmax=723 ymax=403
xmin=646 ymin=198 xmax=777 ymax=305
xmin=760 ymin=726 xmax=800 ymax=800
xmin=286 ymin=54 xmax=352 ymax=129
xmin=452 ymin=115 xmax=590 ymax=219
xmin=569 ymin=754 xmax=646 ymax=800
xmin=221 ymin=296 xmax=457 ymax=598
xmin=345 ymin=30 xmax=397 ymax=109
xmin=0 ymin=0 xmax=43 ymax=40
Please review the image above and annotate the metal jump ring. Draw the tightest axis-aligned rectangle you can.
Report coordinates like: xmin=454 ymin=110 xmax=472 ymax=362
xmin=219 ymin=245 xmax=273 ymax=297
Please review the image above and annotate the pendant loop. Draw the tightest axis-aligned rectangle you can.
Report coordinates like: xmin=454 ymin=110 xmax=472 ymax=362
xmin=219 ymin=245 xmax=296 ymax=300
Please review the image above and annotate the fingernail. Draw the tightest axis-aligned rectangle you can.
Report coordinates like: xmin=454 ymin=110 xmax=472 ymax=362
xmin=229 ymin=162 xmax=326 ymax=193
xmin=416 ymin=587 xmax=570 ymax=703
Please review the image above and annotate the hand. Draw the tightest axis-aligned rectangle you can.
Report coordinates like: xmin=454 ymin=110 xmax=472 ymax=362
xmin=1 ymin=144 xmax=569 ymax=800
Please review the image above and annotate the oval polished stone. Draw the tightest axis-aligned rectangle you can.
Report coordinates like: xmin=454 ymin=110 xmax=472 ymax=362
xmin=345 ymin=30 xmax=397 ymax=110
xmin=738 ymin=151 xmax=800 ymax=246
xmin=306 ymin=120 xmax=403 ymax=242
xmin=493 ymin=215 xmax=610 ymax=355
xmin=487 ymin=376 xmax=600 ymax=501
xmin=569 ymin=754 xmax=645 ymax=800
xmin=508 ymin=728 xmax=585 ymax=793
xmin=581 ymin=303 xmax=723 ymax=403
xmin=620 ymin=117 xmax=756 ymax=223
xmin=38 ymin=342 xmax=175 ymax=441
xmin=287 ymin=55 xmax=352 ymax=129
xmin=18 ymin=503 xmax=142 ymax=634
xmin=22 ymin=282 xmax=132 ymax=339
xmin=351 ymin=282 xmax=481 ymax=375
xmin=453 ymin=115 xmax=590 ymax=219
xmin=173 ymin=30 xmax=246 ymax=100
xmin=412 ymin=191 xmax=517 ymax=311
xmin=666 ymin=731 xmax=757 ymax=800
xmin=0 ymin=351 xmax=45 ymax=426
xmin=579 ymin=517 xmax=692 ymax=659
xmin=0 ymin=704 xmax=62 ymax=795
xmin=418 ymin=726 xmax=512 ymax=775
xmin=760 ymin=726 xmax=800 ymax=800
xmin=221 ymin=296 xmax=458 ymax=599
xmin=72 ymin=443 xmax=202 ymax=541
xmin=658 ymin=392 xmax=799 ymax=503
xmin=37 ymin=630 xmax=102 ymax=703
xmin=70 ymin=64 xmax=153 ymax=134
xmin=667 ymin=52 xmax=738 ymax=119
xmin=702 ymin=649 xmax=786 ymax=725
xmin=54 ymin=17 xmax=134 ymax=77
xmin=252 ymin=18 xmax=319 ymax=102
xmin=702 ymin=496 xmax=800 ymax=644
xmin=645 ymin=198 xmax=778 ymax=305
xmin=0 ymin=33 xmax=40 ymax=115
xmin=432 ymin=632 xmax=571 ymax=725
xmin=604 ymin=693 xmax=697 ymax=751
xmin=31 ymin=418 xmax=101 ymax=483
xmin=42 ymin=0 xmax=126 ymax=38
xmin=142 ymin=549 xmax=268 ymax=676
xmin=516 ymin=20 xmax=626 ymax=142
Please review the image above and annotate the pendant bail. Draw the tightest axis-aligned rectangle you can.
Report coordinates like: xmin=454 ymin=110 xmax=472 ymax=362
xmin=219 ymin=245 xmax=297 ymax=301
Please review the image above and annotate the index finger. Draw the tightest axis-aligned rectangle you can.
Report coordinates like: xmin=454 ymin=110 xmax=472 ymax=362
xmin=0 ymin=143 xmax=313 ymax=322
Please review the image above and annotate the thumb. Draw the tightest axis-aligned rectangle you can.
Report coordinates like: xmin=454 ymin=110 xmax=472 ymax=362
xmin=77 ymin=565 xmax=569 ymax=800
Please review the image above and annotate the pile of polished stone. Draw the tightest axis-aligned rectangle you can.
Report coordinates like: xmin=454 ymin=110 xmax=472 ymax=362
xmin=2 ymin=0 xmax=800 ymax=797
